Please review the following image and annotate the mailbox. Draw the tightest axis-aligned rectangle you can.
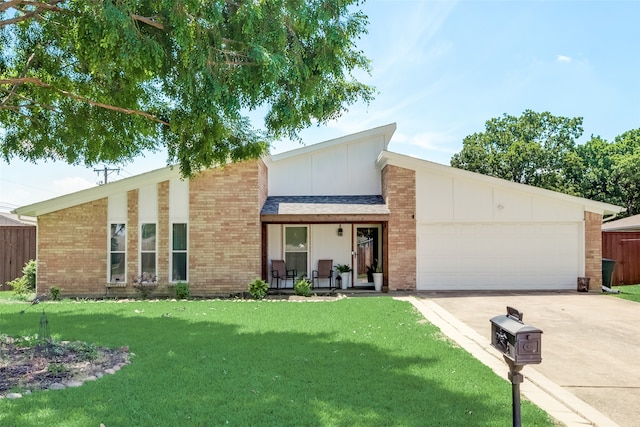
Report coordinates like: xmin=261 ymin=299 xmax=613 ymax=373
xmin=490 ymin=307 xmax=542 ymax=365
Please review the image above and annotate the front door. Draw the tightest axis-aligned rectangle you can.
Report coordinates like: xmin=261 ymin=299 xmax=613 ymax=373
xmin=354 ymin=225 xmax=381 ymax=286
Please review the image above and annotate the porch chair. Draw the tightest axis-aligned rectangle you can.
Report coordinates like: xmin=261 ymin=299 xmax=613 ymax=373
xmin=312 ymin=259 xmax=334 ymax=289
xmin=271 ymin=260 xmax=296 ymax=289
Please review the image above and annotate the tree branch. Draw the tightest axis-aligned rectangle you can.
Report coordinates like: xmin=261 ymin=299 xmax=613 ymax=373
xmin=0 ymin=76 xmax=170 ymax=126
xmin=0 ymin=0 xmax=66 ymax=28
xmin=1 ymin=52 xmax=36 ymax=106
xmin=130 ymin=13 xmax=164 ymax=30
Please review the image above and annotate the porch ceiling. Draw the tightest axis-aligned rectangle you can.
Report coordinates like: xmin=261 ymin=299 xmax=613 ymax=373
xmin=261 ymin=195 xmax=390 ymax=223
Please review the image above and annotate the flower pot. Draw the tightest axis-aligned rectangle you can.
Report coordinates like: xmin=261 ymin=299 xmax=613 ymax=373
xmin=341 ymin=274 xmax=350 ymax=289
xmin=372 ymin=273 xmax=383 ymax=291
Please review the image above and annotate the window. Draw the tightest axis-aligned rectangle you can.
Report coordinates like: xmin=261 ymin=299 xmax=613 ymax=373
xmin=172 ymin=223 xmax=188 ymax=282
xmin=110 ymin=224 xmax=126 ymax=283
xmin=285 ymin=226 xmax=308 ymax=278
xmin=140 ymin=223 xmax=156 ymax=282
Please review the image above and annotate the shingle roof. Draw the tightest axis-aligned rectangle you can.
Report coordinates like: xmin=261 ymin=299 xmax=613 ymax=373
xmin=261 ymin=195 xmax=389 ymax=215
xmin=602 ymin=213 xmax=640 ymax=231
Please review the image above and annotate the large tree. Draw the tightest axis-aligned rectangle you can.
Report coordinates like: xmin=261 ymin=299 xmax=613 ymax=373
xmin=450 ymin=110 xmax=583 ymax=194
xmin=0 ymin=0 xmax=374 ymax=176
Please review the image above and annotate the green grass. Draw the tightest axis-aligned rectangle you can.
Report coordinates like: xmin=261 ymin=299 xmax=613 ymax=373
xmin=611 ymin=284 xmax=640 ymax=302
xmin=0 ymin=291 xmax=33 ymax=301
xmin=0 ymin=297 xmax=555 ymax=427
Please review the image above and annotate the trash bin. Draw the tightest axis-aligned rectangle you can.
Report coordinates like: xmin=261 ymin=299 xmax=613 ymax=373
xmin=577 ymin=277 xmax=590 ymax=292
xmin=602 ymin=258 xmax=616 ymax=289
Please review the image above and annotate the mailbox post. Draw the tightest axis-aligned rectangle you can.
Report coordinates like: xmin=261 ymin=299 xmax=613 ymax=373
xmin=490 ymin=307 xmax=542 ymax=427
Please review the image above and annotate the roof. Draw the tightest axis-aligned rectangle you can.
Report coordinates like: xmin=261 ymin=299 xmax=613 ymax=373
xmin=377 ymin=150 xmax=625 ymax=218
xmin=0 ymin=212 xmax=35 ymax=226
xmin=261 ymin=195 xmax=390 ymax=215
xmin=602 ymin=213 xmax=640 ymax=231
xmin=13 ymin=166 xmax=181 ymax=218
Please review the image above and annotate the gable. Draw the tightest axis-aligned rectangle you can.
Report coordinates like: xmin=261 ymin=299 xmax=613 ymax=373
xmin=266 ymin=123 xmax=396 ymax=196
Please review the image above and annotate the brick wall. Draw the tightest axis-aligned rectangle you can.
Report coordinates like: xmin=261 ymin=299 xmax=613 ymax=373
xmin=37 ymin=199 xmax=107 ymax=296
xmin=189 ymin=161 xmax=263 ymax=294
xmin=584 ymin=211 xmax=603 ymax=290
xmin=157 ymin=181 xmax=170 ymax=283
xmin=127 ymin=189 xmax=139 ymax=282
xmin=382 ymin=165 xmax=416 ymax=291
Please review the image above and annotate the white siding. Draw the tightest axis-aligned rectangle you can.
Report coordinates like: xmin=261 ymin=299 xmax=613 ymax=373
xmin=169 ymin=178 xmax=189 ymax=222
xmin=108 ymin=193 xmax=127 ymax=222
xmin=138 ymin=184 xmax=158 ymax=223
xmin=268 ymin=135 xmax=385 ymax=196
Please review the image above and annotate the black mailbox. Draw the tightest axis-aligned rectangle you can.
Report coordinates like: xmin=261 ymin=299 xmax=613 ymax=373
xmin=490 ymin=307 xmax=542 ymax=365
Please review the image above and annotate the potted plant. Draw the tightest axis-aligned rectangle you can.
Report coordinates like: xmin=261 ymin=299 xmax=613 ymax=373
xmin=335 ymin=264 xmax=352 ymax=289
xmin=372 ymin=265 xmax=383 ymax=291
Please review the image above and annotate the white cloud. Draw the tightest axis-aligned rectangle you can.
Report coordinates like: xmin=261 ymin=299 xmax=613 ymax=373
xmin=556 ymin=54 xmax=572 ymax=63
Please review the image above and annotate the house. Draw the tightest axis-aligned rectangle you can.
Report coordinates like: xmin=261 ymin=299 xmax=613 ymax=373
xmin=12 ymin=124 xmax=623 ymax=297
xmin=602 ymin=213 xmax=640 ymax=285
xmin=0 ymin=212 xmax=36 ymax=289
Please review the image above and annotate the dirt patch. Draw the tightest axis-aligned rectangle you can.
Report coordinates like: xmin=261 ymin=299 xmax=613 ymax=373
xmin=0 ymin=337 xmax=130 ymax=397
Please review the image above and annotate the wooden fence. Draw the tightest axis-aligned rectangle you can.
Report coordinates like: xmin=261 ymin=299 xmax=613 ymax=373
xmin=0 ymin=226 xmax=36 ymax=289
xmin=602 ymin=231 xmax=640 ymax=286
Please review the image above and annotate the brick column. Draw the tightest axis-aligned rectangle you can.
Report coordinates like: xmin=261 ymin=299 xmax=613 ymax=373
xmin=127 ymin=189 xmax=139 ymax=283
xmin=382 ymin=165 xmax=416 ymax=291
xmin=584 ymin=211 xmax=603 ymax=290
xmin=158 ymin=181 xmax=170 ymax=283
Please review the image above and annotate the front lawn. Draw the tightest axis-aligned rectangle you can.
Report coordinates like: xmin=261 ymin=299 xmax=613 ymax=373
xmin=0 ymin=297 xmax=555 ymax=426
xmin=611 ymin=284 xmax=640 ymax=302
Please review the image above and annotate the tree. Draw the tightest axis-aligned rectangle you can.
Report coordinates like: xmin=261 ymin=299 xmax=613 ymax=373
xmin=0 ymin=0 xmax=375 ymax=176
xmin=450 ymin=110 xmax=583 ymax=194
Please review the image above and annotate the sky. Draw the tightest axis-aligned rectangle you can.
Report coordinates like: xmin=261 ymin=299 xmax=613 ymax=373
xmin=2 ymin=0 xmax=640 ymax=212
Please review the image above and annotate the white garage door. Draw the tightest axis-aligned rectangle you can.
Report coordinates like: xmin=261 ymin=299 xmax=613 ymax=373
xmin=417 ymin=222 xmax=582 ymax=291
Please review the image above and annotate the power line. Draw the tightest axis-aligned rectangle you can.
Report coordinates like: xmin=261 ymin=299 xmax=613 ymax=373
xmin=94 ymin=166 xmax=120 ymax=185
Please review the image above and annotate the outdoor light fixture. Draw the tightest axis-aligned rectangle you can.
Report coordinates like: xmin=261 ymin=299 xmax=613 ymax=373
xmin=338 ymin=225 xmax=343 ymax=236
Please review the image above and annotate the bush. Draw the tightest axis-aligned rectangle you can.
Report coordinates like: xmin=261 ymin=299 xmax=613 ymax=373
xmin=49 ymin=286 xmax=61 ymax=301
xmin=294 ymin=278 xmax=312 ymax=297
xmin=174 ymin=282 xmax=190 ymax=299
xmin=7 ymin=260 xmax=36 ymax=295
xmin=248 ymin=278 xmax=268 ymax=299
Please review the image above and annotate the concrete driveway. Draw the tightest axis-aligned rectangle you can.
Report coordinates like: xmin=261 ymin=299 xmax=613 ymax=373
xmin=411 ymin=291 xmax=640 ymax=427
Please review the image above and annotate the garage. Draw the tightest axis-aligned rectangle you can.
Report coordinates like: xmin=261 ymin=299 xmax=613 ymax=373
xmin=417 ymin=222 xmax=582 ymax=290
xmin=378 ymin=151 xmax=621 ymax=292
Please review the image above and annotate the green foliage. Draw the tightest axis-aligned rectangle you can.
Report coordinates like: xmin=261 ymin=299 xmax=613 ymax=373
xmin=48 ymin=286 xmax=61 ymax=301
xmin=65 ymin=341 xmax=99 ymax=361
xmin=335 ymin=264 xmax=352 ymax=273
xmin=247 ymin=278 xmax=268 ymax=300
xmin=6 ymin=260 xmax=36 ymax=295
xmin=294 ymin=277 xmax=312 ymax=297
xmin=47 ymin=363 xmax=68 ymax=374
xmin=451 ymin=110 xmax=583 ymax=193
xmin=1 ymin=0 xmax=374 ymax=177
xmin=174 ymin=282 xmax=190 ymax=299
xmin=451 ymin=110 xmax=640 ymax=217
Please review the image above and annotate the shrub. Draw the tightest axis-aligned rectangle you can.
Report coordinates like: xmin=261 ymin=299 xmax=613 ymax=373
xmin=7 ymin=260 xmax=37 ymax=295
xmin=294 ymin=278 xmax=312 ymax=297
xmin=174 ymin=282 xmax=190 ymax=299
xmin=248 ymin=278 xmax=268 ymax=299
xmin=49 ymin=286 xmax=61 ymax=301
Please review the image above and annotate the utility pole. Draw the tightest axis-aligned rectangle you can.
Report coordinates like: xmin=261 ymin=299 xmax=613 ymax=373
xmin=94 ymin=166 xmax=120 ymax=185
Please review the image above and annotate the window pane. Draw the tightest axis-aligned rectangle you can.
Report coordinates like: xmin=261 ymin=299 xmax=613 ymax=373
xmin=173 ymin=224 xmax=187 ymax=250
xmin=285 ymin=252 xmax=307 ymax=278
xmin=141 ymin=223 xmax=156 ymax=251
xmin=111 ymin=224 xmax=125 ymax=251
xmin=172 ymin=253 xmax=187 ymax=281
xmin=285 ymin=227 xmax=307 ymax=252
xmin=141 ymin=253 xmax=156 ymax=276
xmin=110 ymin=253 xmax=125 ymax=282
